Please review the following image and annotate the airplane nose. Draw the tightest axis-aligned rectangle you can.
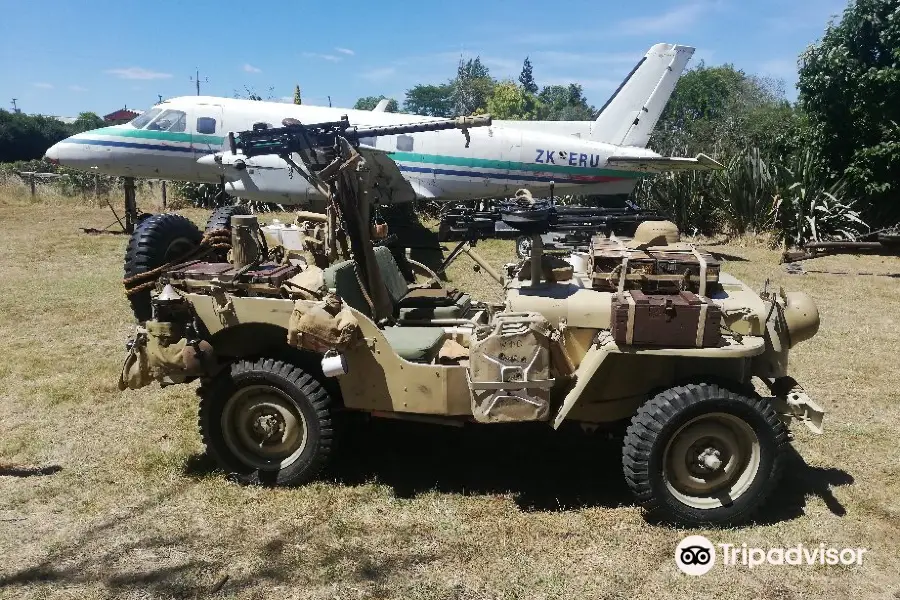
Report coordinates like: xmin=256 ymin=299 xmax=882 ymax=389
xmin=44 ymin=136 xmax=95 ymax=170
xmin=44 ymin=142 xmax=61 ymax=164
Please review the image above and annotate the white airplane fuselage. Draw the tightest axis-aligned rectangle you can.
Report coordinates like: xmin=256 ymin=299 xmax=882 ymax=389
xmin=45 ymin=43 xmax=699 ymax=207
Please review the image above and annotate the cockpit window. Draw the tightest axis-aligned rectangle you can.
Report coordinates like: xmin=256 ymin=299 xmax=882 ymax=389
xmin=146 ymin=109 xmax=186 ymax=132
xmin=129 ymin=109 xmax=161 ymax=129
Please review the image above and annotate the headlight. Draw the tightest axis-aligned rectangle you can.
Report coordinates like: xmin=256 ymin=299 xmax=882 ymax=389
xmin=779 ymin=291 xmax=820 ymax=348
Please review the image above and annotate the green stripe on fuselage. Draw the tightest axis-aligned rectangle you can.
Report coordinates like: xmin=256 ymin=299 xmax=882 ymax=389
xmin=85 ymin=126 xmax=224 ymax=146
xmin=387 ymin=151 xmax=645 ymax=179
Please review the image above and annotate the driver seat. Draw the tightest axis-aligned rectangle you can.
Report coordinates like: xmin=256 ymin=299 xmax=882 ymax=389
xmin=371 ymin=246 xmax=471 ymax=320
xmin=323 ymin=257 xmax=445 ymax=362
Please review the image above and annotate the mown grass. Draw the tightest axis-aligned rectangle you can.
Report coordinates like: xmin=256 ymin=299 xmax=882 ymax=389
xmin=0 ymin=187 xmax=898 ymax=599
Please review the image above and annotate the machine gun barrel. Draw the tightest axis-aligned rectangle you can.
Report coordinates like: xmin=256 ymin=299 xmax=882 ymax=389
xmin=350 ymin=115 xmax=492 ymax=139
xmin=231 ymin=115 xmax=492 ymax=159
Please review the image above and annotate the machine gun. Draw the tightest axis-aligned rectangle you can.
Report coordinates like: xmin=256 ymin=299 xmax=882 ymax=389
xmin=222 ymin=114 xmax=493 ymax=322
xmin=229 ymin=114 xmax=492 ymax=172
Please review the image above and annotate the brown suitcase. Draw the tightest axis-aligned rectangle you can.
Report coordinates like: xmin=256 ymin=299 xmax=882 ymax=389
xmin=611 ymin=290 xmax=722 ymax=348
xmin=591 ymin=237 xmax=720 ymax=294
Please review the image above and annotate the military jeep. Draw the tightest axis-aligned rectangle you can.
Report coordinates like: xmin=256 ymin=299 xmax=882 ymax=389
xmin=118 ymin=117 xmax=824 ymax=526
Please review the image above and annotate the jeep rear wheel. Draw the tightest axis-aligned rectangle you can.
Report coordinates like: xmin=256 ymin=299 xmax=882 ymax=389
xmin=622 ymin=383 xmax=787 ymax=526
xmin=198 ymin=358 xmax=333 ymax=486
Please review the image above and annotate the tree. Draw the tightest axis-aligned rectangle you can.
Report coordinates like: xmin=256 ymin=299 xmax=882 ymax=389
xmin=650 ymin=63 xmax=799 ymax=162
xmin=353 ymin=95 xmax=399 ymax=112
xmin=451 ymin=57 xmax=495 ymax=116
xmin=519 ymin=57 xmax=538 ymax=94
xmin=403 ymin=83 xmax=454 ymax=117
xmin=234 ymin=85 xmax=275 ymax=101
xmin=0 ymin=110 xmax=72 ymax=162
xmin=71 ymin=112 xmax=105 ymax=133
xmin=798 ymin=0 xmax=900 ymax=223
xmin=537 ymin=84 xmax=594 ymax=120
xmin=293 ymin=85 xmax=302 ymax=105
xmin=486 ymin=81 xmax=540 ymax=120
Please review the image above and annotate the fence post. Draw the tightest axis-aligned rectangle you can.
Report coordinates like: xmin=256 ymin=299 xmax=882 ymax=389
xmin=94 ymin=174 xmax=100 ymax=198
xmin=29 ymin=174 xmax=36 ymax=198
xmin=161 ymin=180 xmax=167 ymax=209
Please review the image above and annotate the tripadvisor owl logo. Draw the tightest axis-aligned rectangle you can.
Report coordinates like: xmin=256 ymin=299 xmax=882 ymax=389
xmin=675 ymin=535 xmax=869 ymax=575
xmin=675 ymin=535 xmax=716 ymax=576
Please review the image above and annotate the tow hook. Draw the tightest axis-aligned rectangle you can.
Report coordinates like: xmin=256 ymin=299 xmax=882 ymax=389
xmin=769 ymin=377 xmax=825 ymax=434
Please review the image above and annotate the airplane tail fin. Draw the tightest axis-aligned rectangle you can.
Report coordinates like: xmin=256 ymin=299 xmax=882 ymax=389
xmin=590 ymin=43 xmax=694 ymax=147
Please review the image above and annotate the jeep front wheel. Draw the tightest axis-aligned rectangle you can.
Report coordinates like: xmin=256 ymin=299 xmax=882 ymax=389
xmin=198 ymin=358 xmax=333 ymax=486
xmin=622 ymin=383 xmax=787 ymax=526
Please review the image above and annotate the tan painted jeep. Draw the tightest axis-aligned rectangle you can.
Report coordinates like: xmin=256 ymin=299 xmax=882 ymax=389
xmin=119 ymin=203 xmax=823 ymax=526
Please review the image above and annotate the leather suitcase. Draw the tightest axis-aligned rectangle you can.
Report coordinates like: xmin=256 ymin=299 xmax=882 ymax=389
xmin=611 ymin=290 xmax=722 ymax=348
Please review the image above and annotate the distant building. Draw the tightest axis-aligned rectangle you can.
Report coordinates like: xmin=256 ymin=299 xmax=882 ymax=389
xmin=103 ymin=108 xmax=141 ymax=124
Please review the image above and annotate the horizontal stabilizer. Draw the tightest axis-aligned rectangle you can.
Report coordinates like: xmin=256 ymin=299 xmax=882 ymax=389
xmin=606 ymin=153 xmax=725 ymax=173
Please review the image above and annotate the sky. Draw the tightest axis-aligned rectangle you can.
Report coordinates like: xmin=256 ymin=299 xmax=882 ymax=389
xmin=0 ymin=0 xmax=850 ymax=118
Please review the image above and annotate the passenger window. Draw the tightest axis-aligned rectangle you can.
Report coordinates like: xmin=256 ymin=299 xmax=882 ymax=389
xmin=147 ymin=109 xmax=186 ymax=132
xmin=197 ymin=117 xmax=217 ymax=134
xmin=397 ymin=135 xmax=413 ymax=152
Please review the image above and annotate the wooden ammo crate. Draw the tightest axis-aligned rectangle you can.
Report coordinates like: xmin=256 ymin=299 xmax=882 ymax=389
xmin=591 ymin=237 xmax=720 ymax=294
xmin=611 ymin=290 xmax=722 ymax=348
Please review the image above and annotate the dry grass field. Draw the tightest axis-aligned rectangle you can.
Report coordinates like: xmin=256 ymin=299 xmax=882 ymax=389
xmin=1 ymin=187 xmax=899 ymax=599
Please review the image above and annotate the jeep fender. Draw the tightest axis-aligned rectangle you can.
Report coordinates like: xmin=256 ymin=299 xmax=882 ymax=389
xmin=552 ymin=339 xmax=617 ymax=429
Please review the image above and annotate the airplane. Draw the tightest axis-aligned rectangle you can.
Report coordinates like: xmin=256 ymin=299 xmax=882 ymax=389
xmin=45 ymin=43 xmax=722 ymax=210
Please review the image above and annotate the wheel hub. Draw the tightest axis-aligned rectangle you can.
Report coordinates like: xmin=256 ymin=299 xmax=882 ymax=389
xmin=663 ymin=412 xmax=762 ymax=509
xmin=694 ymin=445 xmax=723 ymax=472
xmin=251 ymin=411 xmax=286 ymax=443
xmin=221 ymin=385 xmax=309 ymax=470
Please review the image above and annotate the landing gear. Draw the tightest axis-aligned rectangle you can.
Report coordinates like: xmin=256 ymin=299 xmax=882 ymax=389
xmin=622 ymin=383 xmax=787 ymax=526
xmin=198 ymin=358 xmax=334 ymax=486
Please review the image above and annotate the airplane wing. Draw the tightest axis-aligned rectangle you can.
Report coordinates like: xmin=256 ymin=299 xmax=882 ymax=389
xmin=356 ymin=146 xmax=418 ymax=203
xmin=372 ymin=99 xmax=391 ymax=112
xmin=606 ymin=153 xmax=725 ymax=172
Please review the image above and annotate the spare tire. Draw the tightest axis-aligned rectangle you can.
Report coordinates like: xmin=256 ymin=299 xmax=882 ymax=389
xmin=124 ymin=213 xmax=202 ymax=322
xmin=205 ymin=204 xmax=250 ymax=234
xmin=205 ymin=205 xmax=250 ymax=261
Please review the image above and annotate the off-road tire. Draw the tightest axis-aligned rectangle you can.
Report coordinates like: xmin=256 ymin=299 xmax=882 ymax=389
xmin=622 ymin=383 xmax=788 ymax=526
xmin=205 ymin=204 xmax=250 ymax=261
xmin=205 ymin=204 xmax=250 ymax=234
xmin=123 ymin=213 xmax=202 ymax=322
xmin=198 ymin=358 xmax=333 ymax=486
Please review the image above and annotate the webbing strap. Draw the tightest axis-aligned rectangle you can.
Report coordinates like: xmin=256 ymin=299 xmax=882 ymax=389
xmin=690 ymin=245 xmax=708 ymax=297
xmin=624 ymin=292 xmax=636 ymax=345
xmin=696 ymin=299 xmax=708 ymax=347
